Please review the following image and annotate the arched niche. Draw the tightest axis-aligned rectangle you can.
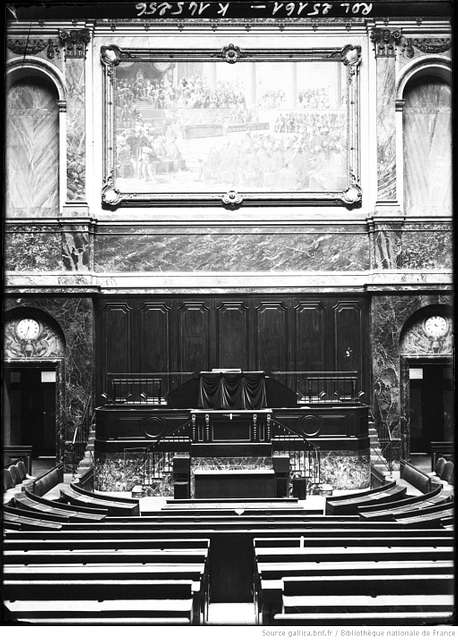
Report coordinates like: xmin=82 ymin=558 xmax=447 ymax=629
xmin=399 ymin=304 xmax=453 ymax=457
xmin=4 ymin=307 xmax=66 ymax=461
xmin=398 ymin=60 xmax=451 ymax=216
xmin=6 ymin=59 xmax=66 ymax=217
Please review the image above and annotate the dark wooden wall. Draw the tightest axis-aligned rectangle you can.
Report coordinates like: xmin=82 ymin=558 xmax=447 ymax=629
xmin=96 ymin=294 xmax=369 ymax=401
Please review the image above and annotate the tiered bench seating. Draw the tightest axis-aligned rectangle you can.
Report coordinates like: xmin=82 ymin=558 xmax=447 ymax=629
xmin=13 ymin=492 xmax=108 ymax=521
xmin=325 ymin=481 xmax=408 ymax=515
xmin=59 ymin=485 xmax=139 ymax=515
xmin=358 ymin=485 xmax=450 ymax=520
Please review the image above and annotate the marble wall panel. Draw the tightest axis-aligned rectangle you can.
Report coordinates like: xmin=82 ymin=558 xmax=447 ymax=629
xmin=372 ymin=224 xmax=452 ymax=270
xmin=5 ymin=297 xmax=95 ymax=464
xmin=94 ymin=453 xmax=174 ymax=495
xmin=7 ymin=80 xmax=59 ymax=217
xmin=376 ymin=57 xmax=397 ymax=201
xmin=5 ymin=226 xmax=62 ymax=270
xmin=66 ymin=59 xmax=86 ymax=201
xmin=319 ymin=450 xmax=370 ymax=490
xmin=371 ymin=294 xmax=452 ymax=444
xmin=62 ymin=230 xmax=91 ymax=271
xmin=403 ymin=79 xmax=451 ymax=216
xmin=95 ymin=228 xmax=370 ymax=272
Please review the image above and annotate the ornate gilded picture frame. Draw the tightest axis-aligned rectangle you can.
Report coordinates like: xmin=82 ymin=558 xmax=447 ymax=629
xmin=101 ymin=44 xmax=361 ymax=208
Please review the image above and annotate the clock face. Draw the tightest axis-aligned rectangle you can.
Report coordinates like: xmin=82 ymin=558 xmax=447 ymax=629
xmin=16 ymin=318 xmax=41 ymax=340
xmin=424 ymin=315 xmax=449 ymax=339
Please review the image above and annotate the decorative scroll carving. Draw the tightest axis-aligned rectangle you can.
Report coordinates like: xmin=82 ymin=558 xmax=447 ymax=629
xmin=5 ymin=318 xmax=64 ymax=359
xmin=58 ymin=28 xmax=91 ymax=58
xmin=341 ymin=174 xmax=362 ymax=207
xmin=102 ymin=173 xmax=122 ymax=207
xmin=340 ymin=44 xmax=361 ymax=72
xmin=8 ymin=38 xmax=60 ymax=59
xmin=100 ymin=44 xmax=121 ymax=67
xmin=370 ymin=28 xmax=403 ymax=57
xmin=220 ymin=44 xmax=242 ymax=63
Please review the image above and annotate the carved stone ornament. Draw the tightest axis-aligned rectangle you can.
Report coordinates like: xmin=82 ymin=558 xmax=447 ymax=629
xmin=102 ymin=174 xmax=122 ymax=206
xmin=341 ymin=44 xmax=361 ymax=67
xmin=100 ymin=45 xmax=121 ymax=67
xmin=222 ymin=190 xmax=243 ymax=208
xmin=342 ymin=175 xmax=362 ymax=206
xmin=370 ymin=28 xmax=403 ymax=57
xmin=58 ymin=28 xmax=91 ymax=58
xmin=407 ymin=38 xmax=452 ymax=55
xmin=5 ymin=318 xmax=64 ymax=359
xmin=8 ymin=38 xmax=60 ymax=59
xmin=220 ymin=44 xmax=242 ymax=64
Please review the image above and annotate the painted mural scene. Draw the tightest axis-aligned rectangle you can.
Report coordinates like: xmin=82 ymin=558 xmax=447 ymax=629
xmin=2 ymin=0 xmax=454 ymax=628
xmin=114 ymin=60 xmax=348 ymax=193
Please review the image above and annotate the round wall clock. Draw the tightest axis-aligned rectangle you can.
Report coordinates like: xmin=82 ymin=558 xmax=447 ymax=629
xmin=16 ymin=318 xmax=41 ymax=340
xmin=423 ymin=315 xmax=449 ymax=339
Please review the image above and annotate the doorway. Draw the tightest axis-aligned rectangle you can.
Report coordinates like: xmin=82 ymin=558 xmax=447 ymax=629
xmin=408 ymin=358 xmax=453 ymax=453
xmin=5 ymin=363 xmax=57 ymax=458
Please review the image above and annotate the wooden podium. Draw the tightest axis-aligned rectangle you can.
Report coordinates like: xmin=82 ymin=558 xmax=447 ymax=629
xmin=194 ymin=468 xmax=276 ymax=498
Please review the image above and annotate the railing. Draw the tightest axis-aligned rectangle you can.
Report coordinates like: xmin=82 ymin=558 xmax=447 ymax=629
xmin=103 ymin=372 xmax=196 ymax=405
xmin=271 ymin=418 xmax=320 ymax=485
xmin=102 ymin=370 xmax=365 ymax=405
xmin=271 ymin=370 xmax=363 ymax=403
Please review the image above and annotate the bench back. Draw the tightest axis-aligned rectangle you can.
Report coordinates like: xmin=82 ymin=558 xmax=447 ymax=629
xmin=32 ymin=464 xmax=64 ymax=497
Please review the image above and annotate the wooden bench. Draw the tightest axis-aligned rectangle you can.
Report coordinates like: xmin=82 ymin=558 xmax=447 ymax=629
xmin=4 ymin=537 xmax=211 ymax=551
xmin=400 ymin=459 xmax=433 ymax=494
xmin=13 ymin=493 xmax=108 ymax=522
xmin=273 ymin=610 xmax=454 ymax=625
xmin=255 ymin=560 xmax=454 ymax=623
xmin=359 ymin=494 xmax=453 ymax=521
xmin=4 ymin=512 xmax=63 ymax=531
xmin=395 ymin=507 xmax=454 ymax=526
xmin=3 ymin=548 xmax=209 ymax=566
xmin=31 ymin=464 xmax=64 ymax=497
xmin=23 ymin=489 xmax=109 ymax=517
xmin=70 ymin=482 xmax=140 ymax=506
xmin=4 ymin=579 xmax=201 ymax=624
xmin=59 ymin=485 xmax=139 ymax=515
xmin=326 ymin=484 xmax=408 ymax=515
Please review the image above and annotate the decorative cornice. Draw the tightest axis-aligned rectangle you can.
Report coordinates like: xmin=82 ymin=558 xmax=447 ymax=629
xmin=371 ymin=30 xmax=451 ymax=59
xmin=7 ymin=38 xmax=60 ymax=59
xmin=58 ymin=28 xmax=91 ymax=59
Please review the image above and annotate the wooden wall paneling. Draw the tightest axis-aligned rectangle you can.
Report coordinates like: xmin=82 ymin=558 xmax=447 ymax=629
xmin=333 ymin=300 xmax=363 ymax=385
xmin=177 ymin=301 xmax=211 ymax=380
xmin=103 ymin=303 xmax=132 ymax=374
xmin=255 ymin=301 xmax=288 ymax=382
xmin=293 ymin=300 xmax=326 ymax=397
xmin=137 ymin=302 xmax=172 ymax=381
xmin=215 ymin=300 xmax=250 ymax=369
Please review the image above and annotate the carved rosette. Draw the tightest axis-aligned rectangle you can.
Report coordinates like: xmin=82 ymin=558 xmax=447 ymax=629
xmin=220 ymin=44 xmax=242 ymax=64
xmin=370 ymin=28 xmax=404 ymax=57
xmin=102 ymin=174 xmax=121 ymax=207
xmin=58 ymin=28 xmax=91 ymax=59
xmin=222 ymin=190 xmax=243 ymax=208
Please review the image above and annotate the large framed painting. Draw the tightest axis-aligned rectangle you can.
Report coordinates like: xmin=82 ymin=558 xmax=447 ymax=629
xmin=101 ymin=44 xmax=361 ymax=208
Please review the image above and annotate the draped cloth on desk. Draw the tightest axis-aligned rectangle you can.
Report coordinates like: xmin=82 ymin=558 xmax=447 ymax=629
xmin=197 ymin=372 xmax=267 ymax=410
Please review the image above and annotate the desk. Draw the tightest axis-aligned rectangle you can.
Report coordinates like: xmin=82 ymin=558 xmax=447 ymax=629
xmin=194 ymin=469 xmax=276 ymax=498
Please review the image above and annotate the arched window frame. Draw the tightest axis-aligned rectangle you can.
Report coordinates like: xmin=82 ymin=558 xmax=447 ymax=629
xmin=6 ymin=56 xmax=67 ymax=214
xmin=395 ymin=55 xmax=451 ymax=216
